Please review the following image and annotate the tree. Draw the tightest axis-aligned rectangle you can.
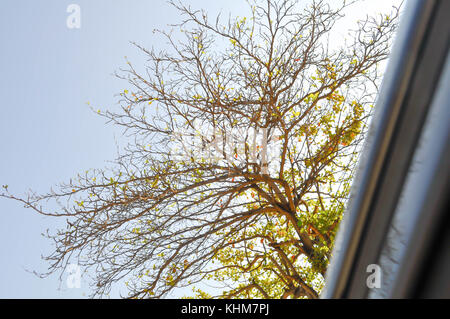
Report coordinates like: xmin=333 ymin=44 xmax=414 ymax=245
xmin=1 ymin=0 xmax=399 ymax=298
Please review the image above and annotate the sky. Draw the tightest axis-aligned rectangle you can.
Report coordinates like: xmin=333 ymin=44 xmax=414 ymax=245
xmin=0 ymin=0 xmax=402 ymax=298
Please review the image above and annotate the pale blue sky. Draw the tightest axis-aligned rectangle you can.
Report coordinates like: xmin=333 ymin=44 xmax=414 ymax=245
xmin=0 ymin=0 xmax=402 ymax=298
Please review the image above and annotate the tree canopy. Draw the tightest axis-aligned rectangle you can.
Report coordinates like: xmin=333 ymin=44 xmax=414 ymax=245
xmin=1 ymin=0 xmax=399 ymax=298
